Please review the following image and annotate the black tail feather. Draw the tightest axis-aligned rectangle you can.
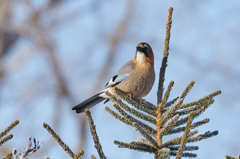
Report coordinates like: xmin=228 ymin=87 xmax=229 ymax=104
xmin=72 ymin=92 xmax=105 ymax=113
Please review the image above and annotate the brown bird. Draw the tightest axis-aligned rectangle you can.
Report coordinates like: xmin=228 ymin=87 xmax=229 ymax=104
xmin=72 ymin=42 xmax=155 ymax=113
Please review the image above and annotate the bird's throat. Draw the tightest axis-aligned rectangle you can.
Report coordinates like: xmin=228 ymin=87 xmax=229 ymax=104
xmin=136 ymin=52 xmax=146 ymax=64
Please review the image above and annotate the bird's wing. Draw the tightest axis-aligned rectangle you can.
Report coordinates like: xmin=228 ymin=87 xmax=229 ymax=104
xmin=117 ymin=60 xmax=135 ymax=74
xmin=104 ymin=60 xmax=135 ymax=88
xmin=104 ymin=60 xmax=134 ymax=88
xmin=105 ymin=73 xmax=129 ymax=87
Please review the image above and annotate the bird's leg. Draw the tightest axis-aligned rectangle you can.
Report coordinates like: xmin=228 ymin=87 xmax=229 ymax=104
xmin=137 ymin=98 xmax=143 ymax=106
xmin=127 ymin=93 xmax=143 ymax=105
xmin=128 ymin=93 xmax=134 ymax=100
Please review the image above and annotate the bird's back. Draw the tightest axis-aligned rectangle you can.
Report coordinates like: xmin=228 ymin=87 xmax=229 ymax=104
xmin=117 ymin=60 xmax=136 ymax=75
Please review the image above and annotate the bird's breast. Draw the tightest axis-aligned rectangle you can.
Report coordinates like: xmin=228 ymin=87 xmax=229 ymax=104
xmin=115 ymin=66 xmax=155 ymax=98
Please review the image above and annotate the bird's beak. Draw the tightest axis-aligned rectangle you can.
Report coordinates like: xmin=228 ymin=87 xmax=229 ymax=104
xmin=136 ymin=46 xmax=147 ymax=53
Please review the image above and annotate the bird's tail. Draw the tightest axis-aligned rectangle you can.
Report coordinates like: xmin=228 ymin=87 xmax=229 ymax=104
xmin=72 ymin=92 xmax=105 ymax=113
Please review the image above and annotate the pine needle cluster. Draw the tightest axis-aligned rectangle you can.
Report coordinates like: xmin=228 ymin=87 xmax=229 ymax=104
xmin=42 ymin=110 xmax=104 ymax=159
xmin=105 ymin=84 xmax=220 ymax=158
xmin=0 ymin=120 xmax=19 ymax=147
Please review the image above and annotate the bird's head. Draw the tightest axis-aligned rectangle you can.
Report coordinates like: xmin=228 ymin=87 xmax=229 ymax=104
xmin=135 ymin=42 xmax=154 ymax=65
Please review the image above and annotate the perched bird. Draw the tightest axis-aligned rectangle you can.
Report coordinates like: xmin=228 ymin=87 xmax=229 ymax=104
xmin=72 ymin=42 xmax=155 ymax=113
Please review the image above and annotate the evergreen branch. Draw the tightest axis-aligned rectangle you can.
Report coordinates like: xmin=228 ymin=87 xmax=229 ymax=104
xmin=112 ymin=104 xmax=156 ymax=136
xmin=164 ymin=97 xmax=179 ymax=109
xmin=112 ymin=89 xmax=156 ymax=116
xmin=160 ymin=130 xmax=198 ymax=148
xmin=176 ymin=111 xmax=194 ymax=159
xmin=158 ymin=98 xmax=183 ymax=129
xmin=105 ymin=106 xmax=132 ymax=125
xmin=140 ymin=98 xmax=158 ymax=110
xmin=0 ymin=134 xmax=13 ymax=146
xmin=180 ymin=81 xmax=195 ymax=99
xmin=156 ymin=81 xmax=174 ymax=145
xmin=174 ymin=99 xmax=213 ymax=116
xmin=179 ymin=90 xmax=221 ymax=109
xmin=85 ymin=109 xmax=106 ymax=159
xmin=166 ymin=118 xmax=209 ymax=135
xmin=157 ymin=7 xmax=173 ymax=104
xmin=106 ymin=91 xmax=155 ymax=124
xmin=130 ymin=141 xmax=156 ymax=152
xmin=174 ymin=100 xmax=213 ymax=127
xmin=0 ymin=120 xmax=19 ymax=138
xmin=163 ymin=130 xmax=217 ymax=147
xmin=155 ymin=148 xmax=170 ymax=159
xmin=170 ymin=152 xmax=197 ymax=158
xmin=127 ymin=97 xmax=156 ymax=116
xmin=162 ymin=81 xmax=174 ymax=106
xmin=43 ymin=122 xmax=78 ymax=158
xmin=187 ymin=130 xmax=218 ymax=143
xmin=133 ymin=122 xmax=158 ymax=148
xmin=160 ymin=114 xmax=179 ymax=136
xmin=168 ymin=145 xmax=198 ymax=151
xmin=74 ymin=151 xmax=84 ymax=159
xmin=114 ymin=140 xmax=156 ymax=153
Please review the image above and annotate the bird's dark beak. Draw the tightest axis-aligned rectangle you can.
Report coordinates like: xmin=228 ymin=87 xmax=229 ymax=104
xmin=136 ymin=46 xmax=147 ymax=53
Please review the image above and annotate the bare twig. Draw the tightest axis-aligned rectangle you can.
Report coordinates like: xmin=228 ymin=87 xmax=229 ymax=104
xmin=22 ymin=137 xmax=41 ymax=157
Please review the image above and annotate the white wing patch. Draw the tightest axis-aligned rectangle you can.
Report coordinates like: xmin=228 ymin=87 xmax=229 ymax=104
xmin=105 ymin=73 xmax=129 ymax=87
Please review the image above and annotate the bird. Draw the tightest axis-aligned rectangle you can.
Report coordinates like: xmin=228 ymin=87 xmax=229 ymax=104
xmin=72 ymin=42 xmax=155 ymax=113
